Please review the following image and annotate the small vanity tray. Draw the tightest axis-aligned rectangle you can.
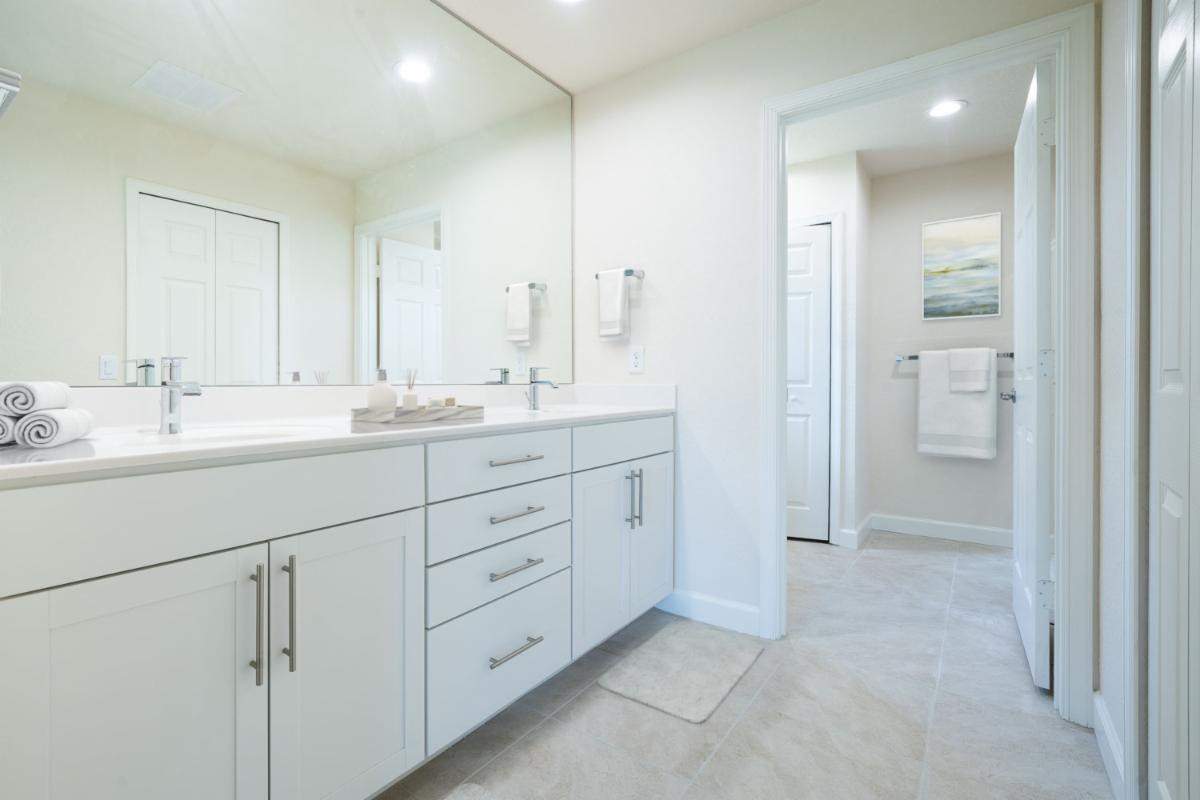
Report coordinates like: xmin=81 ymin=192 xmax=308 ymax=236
xmin=350 ymin=405 xmax=484 ymax=425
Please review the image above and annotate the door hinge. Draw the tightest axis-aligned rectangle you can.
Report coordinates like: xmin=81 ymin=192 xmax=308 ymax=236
xmin=1037 ymin=578 xmax=1055 ymax=613
xmin=1038 ymin=115 xmax=1056 ymax=147
xmin=1038 ymin=348 xmax=1054 ymax=379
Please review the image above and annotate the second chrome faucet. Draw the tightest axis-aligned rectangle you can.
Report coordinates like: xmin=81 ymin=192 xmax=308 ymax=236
xmin=526 ymin=367 xmax=558 ymax=411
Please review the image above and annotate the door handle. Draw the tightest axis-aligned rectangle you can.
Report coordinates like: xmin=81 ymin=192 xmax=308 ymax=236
xmin=625 ymin=470 xmax=637 ymax=529
xmin=281 ymin=555 xmax=297 ymax=673
xmin=249 ymin=564 xmax=265 ymax=687
xmin=1001 ymin=390 xmax=1017 ymax=404
xmin=635 ymin=468 xmax=645 ymax=528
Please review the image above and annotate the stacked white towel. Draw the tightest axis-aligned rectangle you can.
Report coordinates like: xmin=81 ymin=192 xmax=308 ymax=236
xmin=0 ymin=381 xmax=71 ymax=415
xmin=14 ymin=408 xmax=95 ymax=449
xmin=597 ymin=269 xmax=629 ymax=338
xmin=0 ymin=381 xmax=93 ymax=449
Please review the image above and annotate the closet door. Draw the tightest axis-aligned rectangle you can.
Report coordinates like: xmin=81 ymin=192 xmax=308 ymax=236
xmin=269 ymin=510 xmax=425 ymax=800
xmin=1150 ymin=0 xmax=1196 ymax=796
xmin=629 ymin=452 xmax=675 ymax=619
xmin=0 ymin=545 xmax=269 ymax=800
xmin=572 ymin=461 xmax=632 ymax=658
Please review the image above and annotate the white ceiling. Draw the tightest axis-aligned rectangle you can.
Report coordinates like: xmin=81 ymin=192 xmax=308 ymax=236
xmin=438 ymin=0 xmax=819 ymax=92
xmin=0 ymin=0 xmax=567 ymax=179
xmin=786 ymin=61 xmax=1035 ymax=177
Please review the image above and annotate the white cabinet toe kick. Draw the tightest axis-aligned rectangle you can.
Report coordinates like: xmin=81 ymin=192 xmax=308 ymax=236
xmin=0 ymin=410 xmax=674 ymax=800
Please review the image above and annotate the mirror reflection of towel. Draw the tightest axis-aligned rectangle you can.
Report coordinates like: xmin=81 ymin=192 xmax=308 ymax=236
xmin=506 ymin=283 xmax=531 ymax=346
xmin=597 ymin=269 xmax=628 ymax=338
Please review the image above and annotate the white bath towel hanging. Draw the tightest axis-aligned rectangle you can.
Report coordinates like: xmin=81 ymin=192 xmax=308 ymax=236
xmin=597 ymin=268 xmax=629 ymax=338
xmin=505 ymin=283 xmax=531 ymax=346
xmin=13 ymin=408 xmax=94 ymax=449
xmin=948 ymin=347 xmax=994 ymax=392
xmin=917 ymin=349 xmax=997 ymax=459
xmin=0 ymin=381 xmax=70 ymax=416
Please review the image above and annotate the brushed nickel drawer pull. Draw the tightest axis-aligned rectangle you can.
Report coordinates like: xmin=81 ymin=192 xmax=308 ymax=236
xmin=281 ymin=555 xmax=297 ymax=673
xmin=488 ymin=453 xmax=545 ymax=467
xmin=489 ymin=557 xmax=545 ymax=582
xmin=625 ymin=471 xmax=637 ymax=530
xmin=489 ymin=635 xmax=545 ymax=670
xmin=489 ymin=505 xmax=546 ymax=525
xmin=249 ymin=564 xmax=265 ymax=687
xmin=635 ymin=468 xmax=645 ymax=528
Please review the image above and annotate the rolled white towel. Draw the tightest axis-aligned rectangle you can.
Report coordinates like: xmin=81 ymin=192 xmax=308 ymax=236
xmin=0 ymin=381 xmax=71 ymax=416
xmin=0 ymin=414 xmax=16 ymax=445
xmin=14 ymin=408 xmax=94 ymax=449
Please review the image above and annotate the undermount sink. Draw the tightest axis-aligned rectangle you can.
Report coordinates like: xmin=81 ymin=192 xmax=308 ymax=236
xmin=129 ymin=425 xmax=333 ymax=447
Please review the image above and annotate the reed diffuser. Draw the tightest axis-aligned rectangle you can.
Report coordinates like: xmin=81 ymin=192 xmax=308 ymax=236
xmin=402 ymin=369 xmax=419 ymax=410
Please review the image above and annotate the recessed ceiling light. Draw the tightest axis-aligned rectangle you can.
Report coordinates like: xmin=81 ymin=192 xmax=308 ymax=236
xmin=396 ymin=58 xmax=432 ymax=84
xmin=928 ymin=99 xmax=968 ymax=118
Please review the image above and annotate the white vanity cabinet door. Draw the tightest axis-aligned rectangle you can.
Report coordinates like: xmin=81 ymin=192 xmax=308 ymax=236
xmin=0 ymin=545 xmax=269 ymax=800
xmin=269 ymin=509 xmax=425 ymax=800
xmin=572 ymin=461 xmax=634 ymax=657
xmin=629 ymin=452 xmax=675 ymax=618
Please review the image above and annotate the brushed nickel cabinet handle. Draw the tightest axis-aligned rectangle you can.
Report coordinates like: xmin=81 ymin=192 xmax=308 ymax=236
xmin=489 ymin=557 xmax=545 ymax=582
xmin=488 ymin=453 xmax=545 ymax=467
xmin=249 ymin=564 xmax=265 ymax=687
xmin=489 ymin=635 xmax=544 ymax=670
xmin=281 ymin=555 xmax=297 ymax=673
xmin=635 ymin=468 xmax=645 ymax=528
xmin=625 ymin=471 xmax=637 ymax=530
xmin=489 ymin=505 xmax=546 ymax=525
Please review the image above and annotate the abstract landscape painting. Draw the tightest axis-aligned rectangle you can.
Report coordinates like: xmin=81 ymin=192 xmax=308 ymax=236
xmin=922 ymin=212 xmax=1002 ymax=319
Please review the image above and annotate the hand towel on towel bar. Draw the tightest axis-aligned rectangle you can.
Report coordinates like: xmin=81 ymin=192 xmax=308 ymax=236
xmin=948 ymin=347 xmax=994 ymax=392
xmin=0 ymin=415 xmax=16 ymax=446
xmin=505 ymin=283 xmax=531 ymax=346
xmin=13 ymin=408 xmax=94 ymax=449
xmin=917 ymin=349 xmax=997 ymax=459
xmin=596 ymin=268 xmax=629 ymax=338
xmin=0 ymin=381 xmax=70 ymax=416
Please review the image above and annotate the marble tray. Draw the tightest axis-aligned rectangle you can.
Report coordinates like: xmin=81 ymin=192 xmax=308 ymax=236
xmin=350 ymin=405 xmax=484 ymax=424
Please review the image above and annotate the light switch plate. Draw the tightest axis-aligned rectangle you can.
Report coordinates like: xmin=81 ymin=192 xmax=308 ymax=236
xmin=515 ymin=351 xmax=527 ymax=378
xmin=98 ymin=354 xmax=119 ymax=381
xmin=628 ymin=346 xmax=645 ymax=374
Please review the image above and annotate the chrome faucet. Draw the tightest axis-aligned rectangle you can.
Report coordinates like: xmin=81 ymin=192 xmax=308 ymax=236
xmin=526 ymin=367 xmax=558 ymax=411
xmin=159 ymin=357 xmax=202 ymax=434
xmin=488 ymin=367 xmax=511 ymax=385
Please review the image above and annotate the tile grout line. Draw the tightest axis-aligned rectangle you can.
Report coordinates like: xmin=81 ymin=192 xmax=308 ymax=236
xmin=915 ymin=542 xmax=961 ymax=800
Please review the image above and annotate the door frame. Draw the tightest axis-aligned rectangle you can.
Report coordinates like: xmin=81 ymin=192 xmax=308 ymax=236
xmin=787 ymin=213 xmax=846 ymax=546
xmin=353 ymin=205 xmax=444 ymax=385
xmin=124 ymin=178 xmax=289 ymax=385
xmin=759 ymin=6 xmax=1097 ymax=727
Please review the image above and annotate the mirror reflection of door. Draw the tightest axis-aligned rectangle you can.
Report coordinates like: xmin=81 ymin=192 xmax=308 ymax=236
xmin=131 ymin=192 xmax=279 ymax=385
xmin=376 ymin=220 xmax=444 ymax=384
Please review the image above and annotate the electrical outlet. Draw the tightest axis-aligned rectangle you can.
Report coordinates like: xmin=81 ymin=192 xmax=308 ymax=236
xmin=628 ymin=345 xmax=645 ymax=374
xmin=515 ymin=351 xmax=528 ymax=377
xmin=98 ymin=354 xmax=119 ymax=381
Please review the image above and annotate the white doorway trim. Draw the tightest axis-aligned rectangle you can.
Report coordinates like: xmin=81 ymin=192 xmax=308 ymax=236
xmin=124 ymin=178 xmax=290 ymax=385
xmin=353 ymin=205 xmax=443 ymax=384
xmin=759 ymin=6 xmax=1097 ymax=727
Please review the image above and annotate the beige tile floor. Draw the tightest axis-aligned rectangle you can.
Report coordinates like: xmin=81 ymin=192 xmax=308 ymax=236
xmin=381 ymin=533 xmax=1112 ymax=800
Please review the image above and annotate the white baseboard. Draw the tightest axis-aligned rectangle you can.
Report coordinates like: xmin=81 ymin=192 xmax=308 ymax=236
xmin=869 ymin=513 xmax=1011 ymax=548
xmin=830 ymin=517 xmax=873 ymax=550
xmin=656 ymin=589 xmax=760 ymax=636
xmin=1093 ymin=693 xmax=1126 ymax=800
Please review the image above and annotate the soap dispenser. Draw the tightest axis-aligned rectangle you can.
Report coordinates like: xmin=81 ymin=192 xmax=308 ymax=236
xmin=367 ymin=369 xmax=397 ymax=412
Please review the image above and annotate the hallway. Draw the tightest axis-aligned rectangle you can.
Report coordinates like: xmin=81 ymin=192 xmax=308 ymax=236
xmin=388 ymin=533 xmax=1111 ymax=799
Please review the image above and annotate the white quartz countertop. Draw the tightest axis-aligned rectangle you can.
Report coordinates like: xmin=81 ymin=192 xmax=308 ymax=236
xmin=0 ymin=405 xmax=674 ymax=489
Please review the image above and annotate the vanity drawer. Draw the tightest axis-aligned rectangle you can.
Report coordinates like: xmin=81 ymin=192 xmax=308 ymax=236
xmin=426 ymin=428 xmax=570 ymax=502
xmin=426 ymin=475 xmax=570 ymax=564
xmin=426 ymin=569 xmax=571 ymax=754
xmin=572 ymin=415 xmax=674 ymax=471
xmin=427 ymin=522 xmax=570 ymax=627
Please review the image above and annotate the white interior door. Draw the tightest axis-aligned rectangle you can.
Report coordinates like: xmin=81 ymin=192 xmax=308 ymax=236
xmin=133 ymin=193 xmax=216 ymax=383
xmin=784 ymin=222 xmax=832 ymax=541
xmin=1150 ymin=0 xmax=1195 ymax=795
xmin=215 ymin=210 xmax=278 ymax=385
xmin=379 ymin=238 xmax=443 ymax=383
xmin=1011 ymin=61 xmax=1056 ymax=691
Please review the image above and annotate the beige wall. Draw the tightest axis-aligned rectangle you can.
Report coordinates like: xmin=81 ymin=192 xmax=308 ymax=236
xmin=0 ymin=78 xmax=357 ymax=385
xmin=571 ymin=0 xmax=1085 ymax=624
xmin=865 ymin=154 xmax=1016 ymax=531
xmin=356 ymin=99 xmax=573 ymax=385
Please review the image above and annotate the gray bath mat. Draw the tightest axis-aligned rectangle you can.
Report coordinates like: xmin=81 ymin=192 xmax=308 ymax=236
xmin=597 ymin=618 xmax=764 ymax=723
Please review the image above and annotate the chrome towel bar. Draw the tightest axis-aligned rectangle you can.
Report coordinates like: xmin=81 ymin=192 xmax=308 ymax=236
xmin=894 ymin=351 xmax=1014 ymax=364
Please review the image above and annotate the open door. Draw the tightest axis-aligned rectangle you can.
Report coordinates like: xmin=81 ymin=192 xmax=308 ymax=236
xmin=1011 ymin=60 xmax=1055 ymax=690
